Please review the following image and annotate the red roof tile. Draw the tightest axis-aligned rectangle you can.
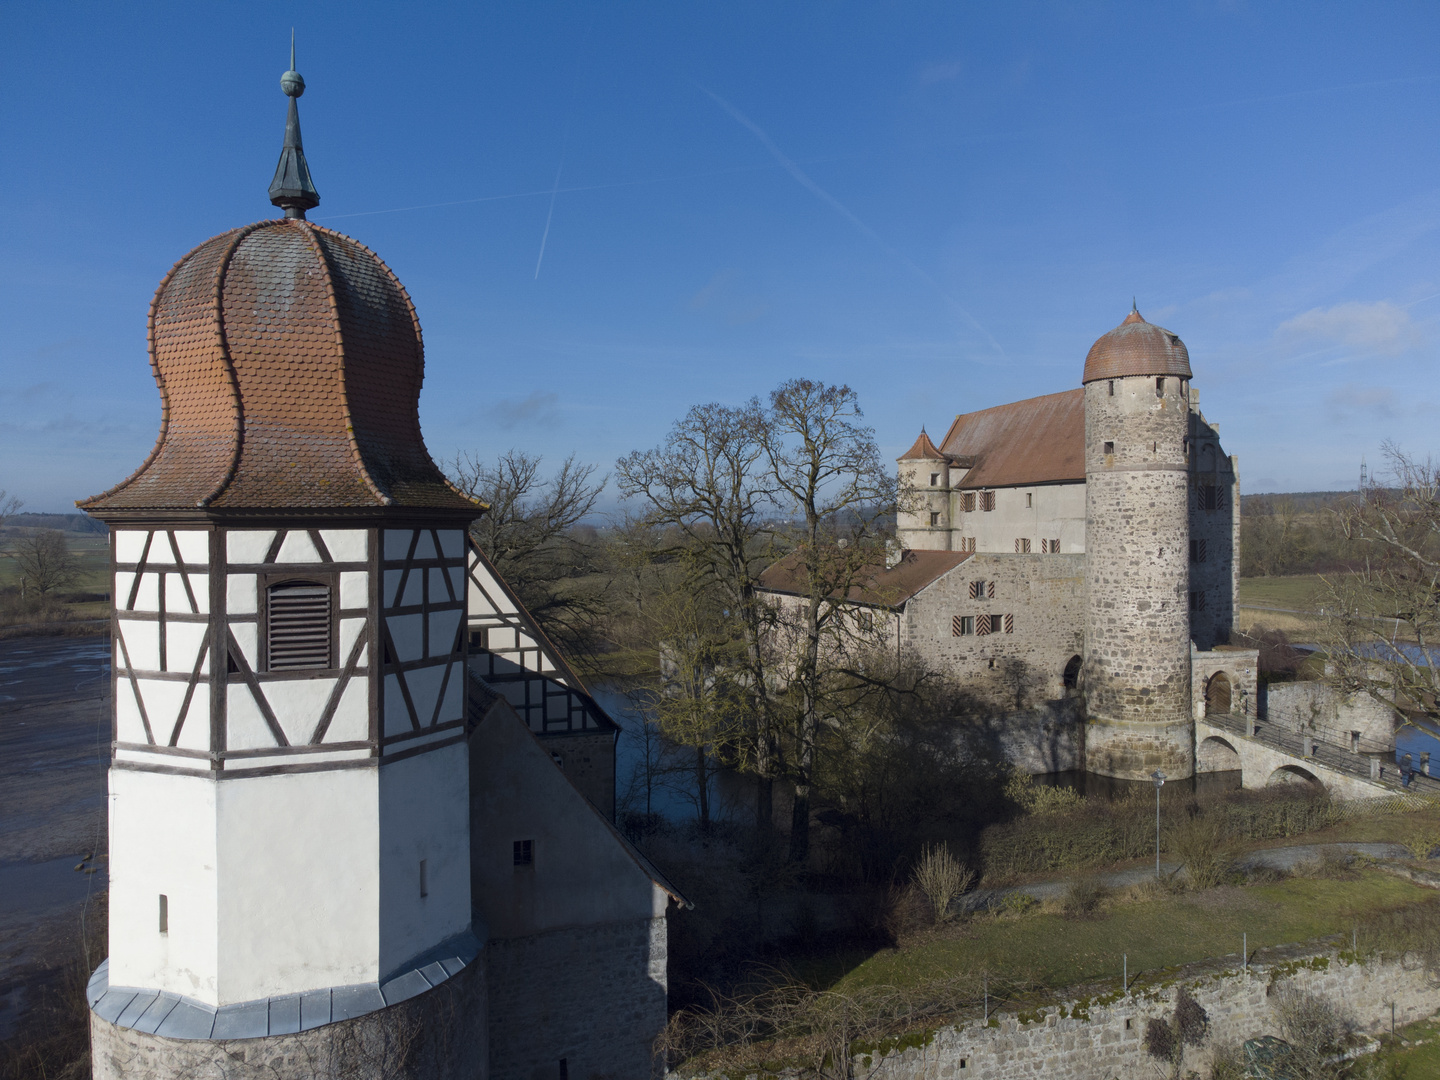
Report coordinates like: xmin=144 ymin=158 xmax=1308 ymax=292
xmin=757 ymin=547 xmax=972 ymax=609
xmin=937 ymin=389 xmax=1085 ymax=489
xmin=1082 ymin=308 xmax=1192 ymax=384
xmin=898 ymin=429 xmax=947 ymax=461
xmin=80 ymin=219 xmax=477 ymax=517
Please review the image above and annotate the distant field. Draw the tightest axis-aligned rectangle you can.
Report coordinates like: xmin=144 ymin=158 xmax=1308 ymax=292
xmin=1237 ymin=574 xmax=1328 ymax=611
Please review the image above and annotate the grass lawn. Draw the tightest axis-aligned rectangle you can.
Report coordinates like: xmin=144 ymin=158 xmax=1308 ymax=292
xmin=1237 ymin=575 xmax=1328 ymax=611
xmin=1375 ymin=1011 xmax=1440 ymax=1077
xmin=799 ymin=872 xmax=1435 ymax=996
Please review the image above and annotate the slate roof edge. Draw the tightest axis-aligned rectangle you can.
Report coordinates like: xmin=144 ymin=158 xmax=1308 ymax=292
xmin=86 ymin=929 xmax=482 ymax=1040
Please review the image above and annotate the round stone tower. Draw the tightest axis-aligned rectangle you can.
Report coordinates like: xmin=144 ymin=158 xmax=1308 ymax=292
xmin=1081 ymin=306 xmax=1194 ymax=780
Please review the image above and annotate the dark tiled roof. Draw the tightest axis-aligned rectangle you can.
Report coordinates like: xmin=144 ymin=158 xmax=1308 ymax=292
xmin=1082 ymin=308 xmax=1192 ymax=384
xmin=757 ymin=547 xmax=972 ymax=610
xmin=80 ymin=219 xmax=476 ymax=516
xmin=937 ymin=389 xmax=1085 ymax=489
xmin=898 ymin=429 xmax=947 ymax=462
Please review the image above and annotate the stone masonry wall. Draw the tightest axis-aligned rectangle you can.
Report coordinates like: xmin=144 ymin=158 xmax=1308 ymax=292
xmin=1188 ymin=405 xmax=1239 ymax=650
xmin=847 ymin=943 xmax=1440 ymax=1080
xmin=1084 ymin=375 xmax=1193 ymax=779
xmin=903 ymin=553 xmax=1085 ymax=705
xmin=486 ymin=916 xmax=667 ymax=1080
xmin=91 ymin=950 xmax=488 ymax=1080
xmin=1267 ymin=681 xmax=1395 ymax=756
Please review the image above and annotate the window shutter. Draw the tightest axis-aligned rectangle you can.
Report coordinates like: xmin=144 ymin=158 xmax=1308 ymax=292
xmin=1197 ymin=538 xmax=1208 ymax=563
xmin=987 ymin=581 xmax=995 ymax=599
xmin=267 ymin=581 xmax=332 ymax=670
xmin=976 ymin=614 xmax=991 ymax=636
xmin=969 ymin=580 xmax=981 ymax=599
xmin=952 ymin=615 xmax=965 ymax=636
xmin=1004 ymin=614 xmax=1014 ymax=634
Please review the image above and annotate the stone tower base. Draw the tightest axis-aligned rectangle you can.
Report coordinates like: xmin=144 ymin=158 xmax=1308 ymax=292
xmin=1086 ymin=716 xmax=1194 ymax=781
xmin=90 ymin=954 xmax=487 ymax=1080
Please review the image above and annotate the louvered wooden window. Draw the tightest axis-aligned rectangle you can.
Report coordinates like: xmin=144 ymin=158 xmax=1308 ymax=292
xmin=961 ymin=493 xmax=977 ymax=512
xmin=981 ymin=491 xmax=996 ymax=512
xmin=266 ymin=580 xmax=333 ymax=670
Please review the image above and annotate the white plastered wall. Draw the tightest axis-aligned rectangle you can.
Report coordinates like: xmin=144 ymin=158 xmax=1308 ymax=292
xmin=377 ymin=742 xmax=472 ymax=977
xmin=215 ymin=769 xmax=381 ymax=1002
xmin=469 ymin=701 xmax=667 ymax=940
xmin=108 ymin=769 xmax=220 ymax=1003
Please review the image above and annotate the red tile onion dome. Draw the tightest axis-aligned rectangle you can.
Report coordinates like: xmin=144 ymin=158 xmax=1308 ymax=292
xmin=1081 ymin=305 xmax=1193 ymax=385
xmin=80 ymin=48 xmax=476 ymax=521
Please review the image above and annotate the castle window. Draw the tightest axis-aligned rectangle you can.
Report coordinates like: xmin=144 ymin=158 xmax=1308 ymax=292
xmin=1197 ymin=484 xmax=1223 ymax=511
xmin=981 ymin=491 xmax=996 ymax=512
xmin=1026 ymin=492 xmax=1033 ymax=508
xmin=952 ymin=615 xmax=974 ymax=636
xmin=419 ymin=859 xmax=428 ymax=898
xmin=1042 ymin=538 xmax=1061 ymax=553
xmin=1108 ymin=380 xmax=1115 ymax=397
xmin=513 ymin=839 xmax=534 ymax=867
xmin=930 ymin=473 xmax=940 ymax=487
xmin=961 ymin=492 xmax=977 ymax=512
xmin=929 ymin=511 xmax=940 ymax=527
xmin=1103 ymin=441 xmax=1115 ymax=456
xmin=159 ymin=894 xmax=168 ymax=935
xmin=969 ymin=580 xmax=994 ymax=599
xmin=1156 ymin=377 xmax=1165 ymax=397
xmin=1190 ymin=539 xmax=1208 ymax=563
xmin=1015 ymin=538 xmax=1031 ymax=553
xmin=1189 ymin=591 xmax=1206 ymax=612
xmin=959 ymin=536 xmax=976 ymax=553
xmin=264 ymin=578 xmax=334 ymax=670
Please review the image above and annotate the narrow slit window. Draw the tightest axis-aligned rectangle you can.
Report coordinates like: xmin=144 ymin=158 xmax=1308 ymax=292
xmin=1108 ymin=380 xmax=1115 ymax=397
xmin=1156 ymin=377 xmax=1165 ymax=397
xmin=159 ymin=894 xmax=168 ymax=934
xmin=929 ymin=511 xmax=940 ymax=527
xmin=1025 ymin=492 xmax=1033 ymax=508
xmin=419 ymin=859 xmax=428 ymax=898
xmin=266 ymin=580 xmax=332 ymax=670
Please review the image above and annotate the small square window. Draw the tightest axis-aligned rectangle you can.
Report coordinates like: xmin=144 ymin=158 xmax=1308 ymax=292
xmin=930 ymin=473 xmax=940 ymax=487
xmin=513 ymin=839 xmax=534 ymax=867
xmin=929 ymin=511 xmax=940 ymax=527
xmin=1103 ymin=441 xmax=1115 ymax=456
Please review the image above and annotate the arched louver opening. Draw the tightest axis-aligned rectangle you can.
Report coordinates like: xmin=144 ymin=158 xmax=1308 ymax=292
xmin=267 ymin=580 xmax=333 ymax=670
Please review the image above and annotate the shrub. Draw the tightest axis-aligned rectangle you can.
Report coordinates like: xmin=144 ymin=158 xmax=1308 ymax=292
xmin=1144 ymin=985 xmax=1209 ymax=1079
xmin=1169 ymin=811 xmax=1241 ymax=890
xmin=1395 ymin=812 xmax=1440 ymax=862
xmin=1273 ymin=985 xmax=1351 ymax=1080
xmin=1004 ymin=771 xmax=1083 ymax=816
xmin=911 ymin=844 xmax=973 ymax=923
xmin=996 ymin=892 xmax=1038 ymax=917
xmin=1061 ymin=877 xmax=1107 ymax=919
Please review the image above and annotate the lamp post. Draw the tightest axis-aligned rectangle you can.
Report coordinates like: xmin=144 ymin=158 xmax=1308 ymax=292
xmin=1151 ymin=771 xmax=1166 ymax=879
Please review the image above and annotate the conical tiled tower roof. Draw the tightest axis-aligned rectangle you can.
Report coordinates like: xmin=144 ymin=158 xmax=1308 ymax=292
xmin=898 ymin=428 xmax=947 ymax=461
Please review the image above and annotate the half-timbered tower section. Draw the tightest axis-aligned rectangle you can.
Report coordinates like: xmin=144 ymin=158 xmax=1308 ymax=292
xmin=466 ymin=542 xmax=619 ymax=817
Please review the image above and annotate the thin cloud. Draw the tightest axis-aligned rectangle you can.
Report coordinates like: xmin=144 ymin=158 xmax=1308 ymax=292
xmin=1325 ymin=384 xmax=1400 ymax=421
xmin=917 ymin=60 xmax=963 ymax=86
xmin=697 ymin=85 xmax=1007 ymax=359
xmin=1278 ymin=300 xmax=1425 ymax=356
xmin=486 ymin=391 xmax=561 ymax=431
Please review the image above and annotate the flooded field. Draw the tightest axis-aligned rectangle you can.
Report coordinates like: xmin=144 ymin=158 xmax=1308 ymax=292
xmin=0 ymin=635 xmax=110 ymax=1041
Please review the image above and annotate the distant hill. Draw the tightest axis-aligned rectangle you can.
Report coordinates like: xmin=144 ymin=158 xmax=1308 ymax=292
xmin=1240 ymin=491 xmax=1357 ymax=515
xmin=1 ymin=512 xmax=108 ymax=535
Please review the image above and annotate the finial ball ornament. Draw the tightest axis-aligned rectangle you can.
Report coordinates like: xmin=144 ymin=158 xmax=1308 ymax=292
xmin=281 ymin=69 xmax=306 ymax=97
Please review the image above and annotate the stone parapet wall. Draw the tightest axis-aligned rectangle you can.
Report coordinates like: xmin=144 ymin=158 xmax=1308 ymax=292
xmin=1266 ymin=682 xmax=1395 ymax=756
xmin=90 ymin=949 xmax=488 ymax=1080
xmin=486 ymin=916 xmax=667 ymax=1080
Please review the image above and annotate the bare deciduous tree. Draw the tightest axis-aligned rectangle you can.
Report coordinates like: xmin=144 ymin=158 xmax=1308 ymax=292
xmin=1318 ymin=443 xmax=1440 ymax=743
xmin=12 ymin=529 xmax=81 ymax=598
xmin=616 ymin=400 xmax=782 ymax=834
xmin=761 ymin=378 xmax=896 ymax=862
xmin=0 ymin=488 xmax=20 ymax=528
xmin=450 ymin=449 xmax=607 ymax=656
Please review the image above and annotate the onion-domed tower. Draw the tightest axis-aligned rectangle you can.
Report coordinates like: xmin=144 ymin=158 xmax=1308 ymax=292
xmin=1081 ymin=305 xmax=1194 ymax=780
xmin=80 ymin=47 xmax=488 ymax=1077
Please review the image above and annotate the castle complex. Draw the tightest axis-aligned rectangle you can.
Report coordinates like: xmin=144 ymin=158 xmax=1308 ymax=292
xmin=762 ymin=308 xmax=1255 ymax=783
xmin=78 ymin=54 xmax=674 ymax=1080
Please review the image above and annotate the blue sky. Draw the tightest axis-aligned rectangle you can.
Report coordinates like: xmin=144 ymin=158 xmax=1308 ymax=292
xmin=3 ymin=2 xmax=1439 ymax=512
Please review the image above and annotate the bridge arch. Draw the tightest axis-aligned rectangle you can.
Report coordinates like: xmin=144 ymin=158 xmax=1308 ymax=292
xmin=1206 ymin=672 xmax=1232 ymax=716
xmin=1267 ymin=764 xmax=1324 ymax=791
xmin=1197 ymin=735 xmax=1241 ymax=773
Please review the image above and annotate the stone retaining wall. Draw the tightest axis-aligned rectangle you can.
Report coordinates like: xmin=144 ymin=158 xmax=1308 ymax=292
xmin=851 ymin=943 xmax=1439 ymax=1079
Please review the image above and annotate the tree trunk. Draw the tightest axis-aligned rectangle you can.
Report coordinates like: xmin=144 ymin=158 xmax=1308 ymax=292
xmin=695 ymin=743 xmax=710 ymax=831
xmin=788 ymin=779 xmax=810 ymax=864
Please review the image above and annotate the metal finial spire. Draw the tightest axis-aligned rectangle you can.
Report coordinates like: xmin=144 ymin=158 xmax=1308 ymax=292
xmin=1132 ymin=296 xmax=1138 ymax=313
xmin=269 ymin=31 xmax=320 ymax=220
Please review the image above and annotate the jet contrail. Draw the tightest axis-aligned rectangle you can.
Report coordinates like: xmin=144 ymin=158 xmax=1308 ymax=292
xmin=698 ymin=85 xmax=1006 ymax=359
xmin=534 ymin=158 xmax=566 ymax=280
